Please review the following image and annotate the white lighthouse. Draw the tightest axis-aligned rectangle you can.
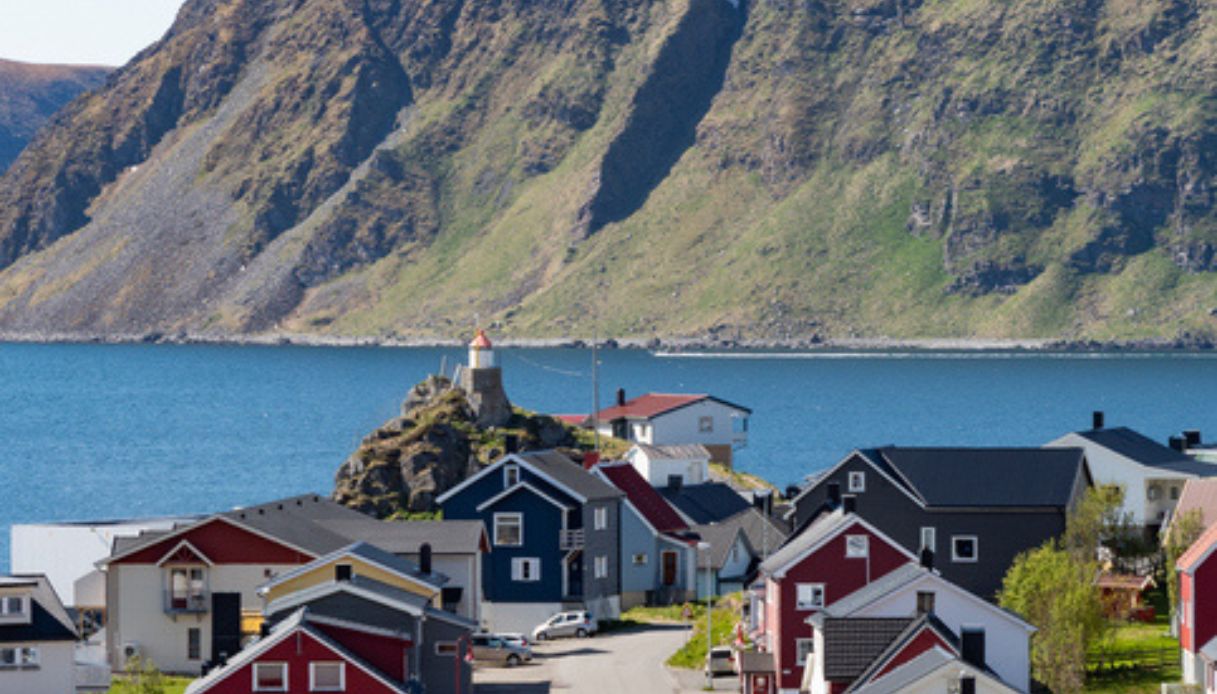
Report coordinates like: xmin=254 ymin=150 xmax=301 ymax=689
xmin=468 ymin=329 xmax=495 ymax=369
xmin=457 ymin=328 xmax=511 ymax=427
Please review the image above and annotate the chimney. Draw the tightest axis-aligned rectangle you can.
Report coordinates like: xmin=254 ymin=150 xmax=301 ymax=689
xmin=504 ymin=434 xmax=518 ymax=454
xmin=919 ymin=547 xmax=934 ymax=571
xmin=419 ymin=543 xmax=432 ymax=575
xmin=259 ymin=622 xmax=271 ymax=638
xmin=616 ymin=388 xmax=626 ymax=407
xmin=827 ymin=482 xmax=841 ymax=506
xmin=583 ymin=451 xmax=601 ymax=470
xmin=336 ymin=564 xmax=352 ymax=582
xmin=668 ymin=474 xmax=683 ymax=492
xmin=1169 ymin=436 xmax=1186 ymax=452
xmin=960 ymin=676 xmax=976 ymax=694
xmin=1185 ymin=430 xmax=1202 ymax=448
xmin=753 ymin=489 xmax=773 ymax=516
xmin=961 ymin=629 xmax=985 ymax=669
xmin=842 ymin=495 xmax=856 ymax=514
xmin=1092 ymin=411 xmax=1105 ymax=430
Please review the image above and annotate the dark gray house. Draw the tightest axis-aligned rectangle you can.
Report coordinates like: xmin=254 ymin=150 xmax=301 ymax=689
xmin=787 ymin=447 xmax=1092 ymax=599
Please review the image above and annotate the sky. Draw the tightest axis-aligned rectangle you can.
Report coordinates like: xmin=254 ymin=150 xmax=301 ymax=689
xmin=0 ymin=0 xmax=186 ymax=67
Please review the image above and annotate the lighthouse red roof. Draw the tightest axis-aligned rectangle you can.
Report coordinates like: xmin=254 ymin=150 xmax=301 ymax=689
xmin=470 ymin=329 xmax=492 ymax=349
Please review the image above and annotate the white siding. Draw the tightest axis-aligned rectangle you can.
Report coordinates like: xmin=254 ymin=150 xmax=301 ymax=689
xmin=1048 ymin=433 xmax=1193 ymax=526
xmin=624 ymin=448 xmax=710 ymax=487
xmin=0 ymin=641 xmax=74 ymax=694
xmin=649 ymin=401 xmax=748 ymax=449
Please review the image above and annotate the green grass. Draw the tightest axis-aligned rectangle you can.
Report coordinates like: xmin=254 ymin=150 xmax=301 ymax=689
xmin=107 ymin=674 xmax=192 ymax=694
xmin=1084 ymin=589 xmax=1182 ymax=693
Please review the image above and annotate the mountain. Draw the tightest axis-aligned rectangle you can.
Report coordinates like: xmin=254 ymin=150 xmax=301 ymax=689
xmin=0 ymin=59 xmax=110 ymax=174
xmin=1 ymin=0 xmax=1217 ymax=344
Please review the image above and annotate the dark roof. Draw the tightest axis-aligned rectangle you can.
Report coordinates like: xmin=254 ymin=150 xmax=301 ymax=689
xmin=822 ymin=617 xmax=915 ymax=681
xmin=319 ymin=519 xmax=487 ymax=555
xmin=1074 ymin=427 xmax=1217 ymax=474
xmin=658 ymin=482 xmax=752 ymax=524
xmin=514 ymin=451 xmax=623 ymax=501
xmin=0 ymin=576 xmax=77 ymax=643
xmin=345 ymin=542 xmax=449 ymax=586
xmin=844 ymin=615 xmax=961 ymax=692
xmin=597 ymin=463 xmax=688 ymax=533
xmin=868 ymin=447 xmax=1087 ymax=508
xmin=689 ymin=522 xmax=751 ymax=571
xmin=692 ymin=507 xmax=789 ymax=571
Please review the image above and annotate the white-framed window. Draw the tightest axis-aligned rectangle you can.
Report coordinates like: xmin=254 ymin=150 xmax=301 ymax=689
xmin=0 ymin=646 xmax=37 ymax=669
xmin=699 ymin=416 xmax=714 ymax=433
xmin=1148 ymin=485 xmax=1161 ymax=501
xmin=952 ymin=536 xmax=978 ymax=563
xmin=796 ymin=638 xmax=814 ymax=666
xmin=920 ymin=527 xmax=936 ymax=552
xmin=309 ymin=661 xmax=345 ymax=691
xmin=916 ymin=591 xmax=936 ymax=614
xmin=167 ymin=567 xmax=207 ymax=611
xmin=845 ymin=535 xmax=869 ymax=558
xmin=795 ymin=583 xmax=825 ymax=610
xmin=848 ymin=471 xmax=866 ymax=493
xmin=494 ymin=513 xmax=523 ymax=546
xmin=0 ymin=595 xmax=27 ymax=618
xmin=435 ymin=642 xmax=458 ymax=656
xmin=253 ymin=662 xmax=288 ymax=692
xmin=188 ymin=628 xmax=201 ymax=660
xmin=595 ymin=555 xmax=608 ymax=579
xmin=633 ymin=553 xmax=648 ymax=565
xmin=511 ymin=557 xmax=541 ymax=582
xmin=594 ymin=507 xmax=608 ymax=530
xmin=503 ymin=464 xmax=520 ymax=488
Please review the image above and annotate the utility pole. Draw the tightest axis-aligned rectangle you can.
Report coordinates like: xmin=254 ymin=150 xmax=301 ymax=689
xmin=699 ymin=541 xmax=712 ymax=690
xmin=591 ymin=323 xmax=600 ymax=451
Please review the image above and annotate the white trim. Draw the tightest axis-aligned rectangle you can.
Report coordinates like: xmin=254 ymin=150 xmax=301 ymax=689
xmin=848 ymin=471 xmax=866 ymax=493
xmin=795 ymin=638 xmax=815 ymax=666
xmin=264 ymin=580 xmax=427 ymax=620
xmin=845 ymin=535 xmax=869 ymax=559
xmin=437 ymin=453 xmax=589 ymax=506
xmin=309 ymin=661 xmax=345 ymax=692
xmin=951 ymin=535 xmax=979 ymax=563
xmin=795 ymin=583 xmax=825 ymax=610
xmin=503 ymin=463 xmax=521 ymax=489
xmin=786 ymin=450 xmax=926 ymax=512
xmin=919 ymin=527 xmax=936 ymax=553
xmin=252 ymin=662 xmax=288 ymax=692
xmin=103 ymin=514 xmax=320 ymax=566
xmin=155 ymin=539 xmax=215 ymax=567
xmin=492 ymin=513 xmax=524 ymax=547
xmin=260 ymin=545 xmax=443 ymax=596
xmin=594 ymin=507 xmax=608 ymax=530
xmin=477 ymin=482 xmax=573 ymax=514
xmin=770 ymin=515 xmax=915 ymax=579
xmin=511 ymin=557 xmax=541 ymax=582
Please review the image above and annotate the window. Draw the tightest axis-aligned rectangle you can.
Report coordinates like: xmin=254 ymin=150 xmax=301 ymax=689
xmin=494 ymin=513 xmax=523 ymax=546
xmin=952 ymin=536 xmax=978 ymax=563
xmin=1148 ymin=485 xmax=1161 ymax=501
xmin=848 ymin=471 xmax=866 ymax=493
xmin=594 ymin=507 xmax=608 ymax=530
xmin=595 ymin=555 xmax=608 ymax=579
xmin=253 ymin=662 xmax=287 ymax=692
xmin=188 ymin=628 xmax=201 ymax=660
xmin=1172 ymin=486 xmax=1181 ymax=501
xmin=795 ymin=583 xmax=825 ymax=610
xmin=19 ymin=647 xmax=37 ymax=667
xmin=335 ymin=564 xmax=353 ymax=582
xmin=310 ymin=662 xmax=345 ymax=691
xmin=511 ymin=557 xmax=541 ymax=582
xmin=0 ymin=647 xmax=35 ymax=669
xmin=919 ymin=527 xmax=936 ymax=553
xmin=0 ymin=596 xmax=25 ymax=617
xmin=503 ymin=464 xmax=520 ymax=488
xmin=845 ymin=535 xmax=869 ymax=558
xmin=699 ymin=416 xmax=714 ymax=433
xmin=916 ymin=591 xmax=936 ymax=615
xmin=435 ymin=642 xmax=458 ymax=656
xmin=796 ymin=638 xmax=814 ymax=666
xmin=168 ymin=567 xmax=207 ymax=610
xmin=633 ymin=553 xmax=648 ymax=565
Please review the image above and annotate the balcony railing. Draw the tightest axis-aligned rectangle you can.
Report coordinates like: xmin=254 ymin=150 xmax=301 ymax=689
xmin=559 ymin=529 xmax=585 ymax=550
xmin=163 ymin=590 xmax=209 ymax=614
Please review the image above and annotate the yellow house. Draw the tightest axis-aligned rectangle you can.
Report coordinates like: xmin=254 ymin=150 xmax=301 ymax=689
xmin=259 ymin=543 xmax=445 ymax=609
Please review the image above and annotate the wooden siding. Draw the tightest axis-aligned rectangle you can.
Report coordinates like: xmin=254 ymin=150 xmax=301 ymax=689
xmin=111 ymin=518 xmax=314 ymax=565
xmin=264 ymin=557 xmax=437 ymax=605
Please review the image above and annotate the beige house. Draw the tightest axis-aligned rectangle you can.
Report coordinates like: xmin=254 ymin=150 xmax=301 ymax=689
xmin=0 ymin=575 xmax=85 ymax=694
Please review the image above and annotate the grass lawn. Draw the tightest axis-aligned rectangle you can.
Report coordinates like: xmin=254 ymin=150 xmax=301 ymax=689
xmin=107 ymin=674 xmax=192 ymax=694
xmin=1084 ymin=589 xmax=1181 ymax=693
xmin=605 ymin=596 xmax=745 ymax=670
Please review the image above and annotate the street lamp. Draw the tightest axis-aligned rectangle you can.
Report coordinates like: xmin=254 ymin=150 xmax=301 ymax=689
xmin=698 ymin=541 xmax=712 ymax=690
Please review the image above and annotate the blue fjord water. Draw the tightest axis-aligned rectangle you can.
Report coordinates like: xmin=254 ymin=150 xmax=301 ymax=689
xmin=3 ymin=342 xmax=1217 ymax=571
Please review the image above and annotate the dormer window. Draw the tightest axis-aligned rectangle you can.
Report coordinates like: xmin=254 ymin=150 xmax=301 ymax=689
xmin=0 ymin=595 xmax=27 ymax=619
xmin=504 ymin=464 xmax=520 ymax=488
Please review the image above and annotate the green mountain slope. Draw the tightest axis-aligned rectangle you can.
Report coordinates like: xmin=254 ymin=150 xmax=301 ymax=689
xmin=0 ymin=59 xmax=110 ymax=174
xmin=1 ymin=0 xmax=1216 ymax=343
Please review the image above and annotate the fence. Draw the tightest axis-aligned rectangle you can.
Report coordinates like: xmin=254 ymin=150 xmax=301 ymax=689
xmin=1087 ymin=646 xmax=1177 ymax=674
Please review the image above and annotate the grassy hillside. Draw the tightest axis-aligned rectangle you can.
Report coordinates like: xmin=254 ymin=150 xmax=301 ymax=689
xmin=0 ymin=59 xmax=110 ymax=173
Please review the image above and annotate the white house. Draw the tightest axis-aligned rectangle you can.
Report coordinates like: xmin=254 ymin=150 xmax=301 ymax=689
xmin=1047 ymin=415 xmax=1217 ymax=528
xmin=0 ymin=574 xmax=102 ymax=694
xmin=623 ymin=443 xmax=712 ymax=487
xmin=592 ymin=391 xmax=750 ymax=465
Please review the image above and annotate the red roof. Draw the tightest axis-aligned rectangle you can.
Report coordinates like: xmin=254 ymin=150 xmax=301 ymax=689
xmin=554 ymin=414 xmax=589 ymax=426
xmin=596 ymin=462 xmax=688 ymax=534
xmin=595 ymin=393 xmax=708 ymax=421
xmin=1178 ymin=522 xmax=1217 ymax=574
xmin=470 ymin=329 xmax=492 ymax=348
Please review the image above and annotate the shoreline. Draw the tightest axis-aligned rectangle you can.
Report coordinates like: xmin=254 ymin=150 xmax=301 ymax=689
xmin=0 ymin=329 xmax=1215 ymax=353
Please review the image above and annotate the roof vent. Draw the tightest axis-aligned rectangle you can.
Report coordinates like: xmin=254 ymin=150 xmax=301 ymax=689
xmin=420 ymin=543 xmax=432 ymax=575
xmin=667 ymin=475 xmax=683 ymax=492
xmin=1092 ymin=410 xmax=1105 ymax=430
xmin=961 ymin=628 xmax=985 ymax=669
xmin=336 ymin=564 xmax=353 ymax=582
xmin=617 ymin=388 xmax=626 ymax=407
xmin=919 ymin=547 xmax=934 ymax=571
xmin=1185 ymin=430 xmax=1202 ymax=448
xmin=842 ymin=495 xmax=856 ymax=514
xmin=504 ymin=434 xmax=518 ymax=455
xmin=1169 ymin=436 xmax=1186 ymax=452
xmin=827 ymin=482 xmax=841 ymax=506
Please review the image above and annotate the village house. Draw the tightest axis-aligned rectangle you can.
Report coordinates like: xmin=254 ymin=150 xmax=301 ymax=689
xmin=589 ymin=391 xmax=751 ymax=465
xmin=593 ymin=461 xmax=697 ymax=608
xmin=98 ymin=495 xmax=486 ymax=674
xmin=438 ymin=450 xmax=624 ymax=632
xmin=1165 ymin=478 xmax=1217 ymax=543
xmin=691 ymin=507 xmax=788 ymax=598
xmin=1048 ymin=412 xmax=1217 ymax=530
xmin=658 ymin=477 xmax=753 ymax=525
xmin=787 ymin=447 xmax=1092 ymax=599
xmin=623 ymin=443 xmax=713 ymax=487
xmin=0 ymin=574 xmax=108 ymax=694
xmin=1177 ymin=521 xmax=1217 ymax=688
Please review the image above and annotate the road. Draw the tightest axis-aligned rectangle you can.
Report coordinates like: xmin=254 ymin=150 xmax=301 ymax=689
xmin=472 ymin=623 xmax=733 ymax=694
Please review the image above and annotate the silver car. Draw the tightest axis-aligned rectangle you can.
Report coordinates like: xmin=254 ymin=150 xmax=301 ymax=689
xmin=706 ymin=646 xmax=735 ymax=676
xmin=532 ymin=610 xmax=598 ymax=640
xmin=470 ymin=633 xmax=532 ymax=667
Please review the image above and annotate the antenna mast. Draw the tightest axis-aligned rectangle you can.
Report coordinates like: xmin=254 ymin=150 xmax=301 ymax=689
xmin=592 ymin=323 xmax=600 ymax=451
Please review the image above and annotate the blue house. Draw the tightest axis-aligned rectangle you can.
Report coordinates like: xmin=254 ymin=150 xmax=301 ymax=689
xmin=437 ymin=451 xmax=623 ymax=632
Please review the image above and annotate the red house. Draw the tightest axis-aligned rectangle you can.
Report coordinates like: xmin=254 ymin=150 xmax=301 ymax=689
xmin=750 ymin=507 xmax=915 ymax=693
xmin=1178 ymin=522 xmax=1217 ymax=689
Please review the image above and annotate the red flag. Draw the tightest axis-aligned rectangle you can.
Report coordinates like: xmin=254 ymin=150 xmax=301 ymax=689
xmin=464 ymin=640 xmax=474 ymax=663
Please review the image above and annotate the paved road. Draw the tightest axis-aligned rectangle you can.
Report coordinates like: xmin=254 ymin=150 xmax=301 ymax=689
xmin=473 ymin=624 xmax=733 ymax=694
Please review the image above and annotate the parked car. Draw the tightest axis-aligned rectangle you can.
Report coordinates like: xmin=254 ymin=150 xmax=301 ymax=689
xmin=470 ymin=633 xmax=532 ymax=667
xmin=497 ymin=632 xmax=530 ymax=649
xmin=705 ymin=646 xmax=735 ymax=676
xmin=532 ymin=610 xmax=599 ymax=640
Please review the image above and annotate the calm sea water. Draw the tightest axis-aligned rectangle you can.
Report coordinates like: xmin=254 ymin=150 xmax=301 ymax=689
xmin=4 ymin=343 xmax=1217 ymax=571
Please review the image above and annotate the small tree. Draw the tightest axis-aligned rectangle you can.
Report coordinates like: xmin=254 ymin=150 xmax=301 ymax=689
xmin=999 ymin=540 xmax=1106 ymax=694
xmin=1165 ymin=508 xmax=1206 ymax=621
xmin=119 ymin=654 xmax=165 ymax=694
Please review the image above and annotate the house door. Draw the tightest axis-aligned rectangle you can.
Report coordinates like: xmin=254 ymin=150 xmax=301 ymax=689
xmin=661 ymin=551 xmax=678 ymax=586
xmin=566 ymin=552 xmax=583 ymax=599
xmin=210 ymin=593 xmax=241 ymax=663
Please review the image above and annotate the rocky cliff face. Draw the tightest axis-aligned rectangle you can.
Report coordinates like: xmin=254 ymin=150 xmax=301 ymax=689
xmin=0 ymin=60 xmax=110 ymax=175
xmin=3 ymin=0 xmax=1217 ymax=342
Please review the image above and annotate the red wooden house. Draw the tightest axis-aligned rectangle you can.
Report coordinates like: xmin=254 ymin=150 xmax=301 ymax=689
xmin=1178 ymin=522 xmax=1217 ymax=690
xmin=750 ymin=507 xmax=915 ymax=693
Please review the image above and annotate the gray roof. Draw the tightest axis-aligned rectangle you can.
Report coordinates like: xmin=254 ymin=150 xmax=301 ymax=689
xmin=345 ymin=542 xmax=449 ymax=585
xmin=822 ymin=617 xmax=915 ymax=681
xmin=841 ymin=614 xmax=959 ymax=688
xmin=731 ymin=507 xmax=790 ymax=558
xmin=846 ymin=648 xmax=955 ymax=694
xmin=514 ymin=451 xmax=623 ymax=501
xmin=822 ymin=564 xmax=927 ymax=618
xmin=866 ymin=447 xmax=1088 ymax=508
xmin=319 ymin=519 xmax=486 ymax=555
xmin=760 ymin=509 xmax=851 ymax=575
xmin=737 ymin=650 xmax=775 ymax=673
xmin=1074 ymin=427 xmax=1217 ymax=475
xmin=692 ymin=507 xmax=789 ymax=571
xmin=690 ymin=522 xmax=752 ymax=571
xmin=659 ymin=482 xmax=752 ymax=524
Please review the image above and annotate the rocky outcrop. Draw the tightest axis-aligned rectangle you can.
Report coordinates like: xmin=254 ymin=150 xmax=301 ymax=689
xmin=0 ymin=60 xmax=110 ymax=175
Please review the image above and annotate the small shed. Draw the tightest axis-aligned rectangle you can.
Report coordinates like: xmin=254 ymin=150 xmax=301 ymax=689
xmin=1096 ymin=573 xmax=1156 ymax=621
